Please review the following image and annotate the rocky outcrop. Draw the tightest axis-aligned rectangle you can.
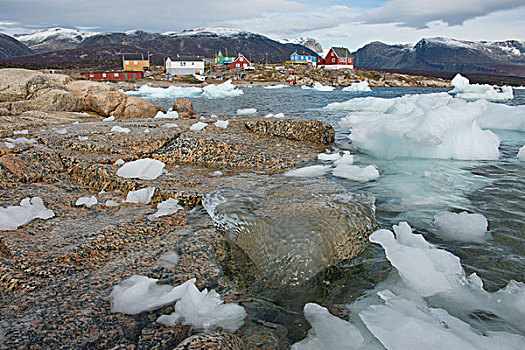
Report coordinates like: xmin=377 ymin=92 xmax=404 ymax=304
xmin=115 ymin=96 xmax=162 ymax=119
xmin=245 ymin=119 xmax=335 ymax=145
xmin=172 ymin=98 xmax=195 ymax=119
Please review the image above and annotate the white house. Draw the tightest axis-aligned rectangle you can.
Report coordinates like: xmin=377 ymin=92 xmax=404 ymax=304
xmin=165 ymin=56 xmax=205 ymax=76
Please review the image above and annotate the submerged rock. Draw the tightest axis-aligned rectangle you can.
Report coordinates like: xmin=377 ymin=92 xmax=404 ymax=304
xmin=203 ymin=178 xmax=376 ymax=286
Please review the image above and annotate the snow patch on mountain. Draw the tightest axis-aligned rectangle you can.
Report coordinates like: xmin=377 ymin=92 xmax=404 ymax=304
xmin=162 ymin=27 xmax=251 ymax=37
xmin=15 ymin=27 xmax=99 ymax=44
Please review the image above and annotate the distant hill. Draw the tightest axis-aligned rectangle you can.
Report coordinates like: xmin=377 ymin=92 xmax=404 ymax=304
xmin=354 ymin=37 xmax=525 ymax=77
xmin=0 ymin=33 xmax=33 ymax=59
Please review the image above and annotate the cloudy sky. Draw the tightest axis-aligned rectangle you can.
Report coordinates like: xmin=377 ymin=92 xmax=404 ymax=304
xmin=1 ymin=0 xmax=524 ymax=50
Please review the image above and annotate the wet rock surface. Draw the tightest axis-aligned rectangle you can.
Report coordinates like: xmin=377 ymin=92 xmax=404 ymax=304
xmin=0 ymin=70 xmax=376 ymax=349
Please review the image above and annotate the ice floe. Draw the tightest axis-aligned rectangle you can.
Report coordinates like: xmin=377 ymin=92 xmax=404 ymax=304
xmin=478 ymin=103 xmax=525 ymax=132
xmin=450 ymin=74 xmax=514 ymax=101
xmin=343 ymin=81 xmax=372 ymax=92
xmin=236 ymin=108 xmax=257 ymax=115
xmin=117 ymin=158 xmax=165 ymax=180
xmin=202 ymin=80 xmax=243 ymax=98
xmin=147 ymin=198 xmax=183 ymax=220
xmin=0 ymin=197 xmax=54 ymax=231
xmin=75 ymin=195 xmax=98 ymax=207
xmin=78 ymin=136 xmax=88 ymax=141
xmin=114 ymin=158 xmax=125 ymax=165
xmin=264 ymin=113 xmax=285 ymax=118
xmin=434 ymin=211 xmax=490 ymax=242
xmin=313 ymin=82 xmax=334 ymax=91
xmin=190 ymin=122 xmax=208 ymax=131
xmin=124 ymin=188 xmax=155 ymax=204
xmin=214 ymin=120 xmax=229 ymax=128
xmin=333 ymin=164 xmax=380 ymax=182
xmin=284 ymin=165 xmax=332 ymax=177
xmin=111 ymin=126 xmax=130 ymax=133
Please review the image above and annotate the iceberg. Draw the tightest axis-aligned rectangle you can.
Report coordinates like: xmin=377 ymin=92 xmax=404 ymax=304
xmin=157 ymin=251 xmax=180 ymax=268
xmin=313 ymin=82 xmax=334 ymax=91
xmin=264 ymin=84 xmax=288 ymax=89
xmin=478 ymin=103 xmax=525 ymax=132
xmin=518 ymin=145 xmax=525 ymax=161
xmin=126 ymin=84 xmax=202 ymax=99
xmin=317 ymin=152 xmax=342 ymax=161
xmin=0 ymin=197 xmax=55 ymax=231
xmin=202 ymin=80 xmax=243 ymax=98
xmin=343 ymin=81 xmax=372 ymax=92
xmin=450 ymin=74 xmax=513 ymax=101
xmin=116 ymin=158 xmax=165 ymax=180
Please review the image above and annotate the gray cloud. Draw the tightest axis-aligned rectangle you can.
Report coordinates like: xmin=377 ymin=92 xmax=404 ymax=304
xmin=360 ymin=0 xmax=525 ymax=28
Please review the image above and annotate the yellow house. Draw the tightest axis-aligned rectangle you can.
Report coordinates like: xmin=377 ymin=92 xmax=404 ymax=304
xmin=122 ymin=53 xmax=149 ymax=71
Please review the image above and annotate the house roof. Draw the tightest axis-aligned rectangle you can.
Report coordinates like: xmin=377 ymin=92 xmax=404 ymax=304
xmin=123 ymin=53 xmax=144 ymax=60
xmin=169 ymin=56 xmax=204 ymax=62
xmin=292 ymin=51 xmax=315 ymax=56
xmin=330 ymin=47 xmax=352 ymax=57
xmin=232 ymin=54 xmax=250 ymax=63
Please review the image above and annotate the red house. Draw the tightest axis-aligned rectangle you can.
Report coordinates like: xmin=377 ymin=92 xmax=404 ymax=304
xmin=322 ymin=47 xmax=354 ymax=69
xmin=228 ymin=53 xmax=251 ymax=70
xmin=81 ymin=71 xmax=144 ymax=81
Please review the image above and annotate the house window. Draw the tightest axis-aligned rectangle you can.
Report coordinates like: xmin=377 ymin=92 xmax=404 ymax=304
xmin=332 ymin=58 xmax=335 ymax=62
xmin=332 ymin=52 xmax=335 ymax=56
xmin=125 ymin=61 xmax=129 ymax=65
xmin=102 ymin=73 xmax=107 ymax=77
xmin=240 ymin=57 xmax=243 ymax=61
xmin=192 ymin=62 xmax=194 ymax=65
xmin=90 ymin=74 xmax=94 ymax=77
xmin=134 ymin=61 xmax=138 ymax=65
xmin=114 ymin=73 xmax=119 ymax=77
xmin=243 ymin=64 xmax=247 ymax=68
xmin=236 ymin=63 xmax=240 ymax=67
xmin=341 ymin=58 xmax=346 ymax=62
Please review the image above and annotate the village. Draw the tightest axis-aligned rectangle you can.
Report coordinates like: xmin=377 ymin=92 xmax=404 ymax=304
xmin=80 ymin=48 xmax=451 ymax=88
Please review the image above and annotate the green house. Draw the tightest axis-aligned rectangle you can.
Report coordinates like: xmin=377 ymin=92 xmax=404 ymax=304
xmin=216 ymin=50 xmax=236 ymax=65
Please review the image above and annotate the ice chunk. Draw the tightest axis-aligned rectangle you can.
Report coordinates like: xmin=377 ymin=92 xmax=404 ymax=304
xmin=370 ymin=222 xmax=463 ymax=297
xmin=333 ymin=151 xmax=354 ymax=166
xmin=157 ymin=251 xmax=180 ymax=268
xmin=313 ymin=82 xmax=334 ymax=91
xmin=450 ymin=74 xmax=513 ymax=101
xmin=0 ymin=197 xmax=55 ymax=231
xmin=147 ymin=198 xmax=183 ymax=220
xmin=54 ymin=128 xmax=67 ymax=134
xmin=333 ymin=164 xmax=379 ymax=182
xmin=114 ymin=158 xmax=125 ymax=165
xmin=292 ymin=303 xmax=365 ymax=350
xmin=202 ymin=80 xmax=243 ymax=98
xmin=163 ymin=123 xmax=178 ymax=128
xmin=110 ymin=275 xmax=195 ymax=314
xmin=6 ymin=137 xmax=37 ymax=145
xmin=343 ymin=81 xmax=372 ymax=92
xmin=156 ymin=280 xmax=246 ymax=332
xmin=126 ymin=84 xmax=202 ymax=98
xmin=317 ymin=152 xmax=342 ymax=161
xmin=236 ymin=108 xmax=257 ymax=115
xmin=3 ymin=141 xmax=14 ymax=148
xmin=264 ymin=113 xmax=285 ymax=118
xmin=325 ymin=96 xmax=398 ymax=112
xmin=78 ymin=136 xmax=88 ymax=141
xmin=103 ymin=116 xmax=115 ymax=121
xmin=434 ymin=211 xmax=490 ymax=242
xmin=284 ymin=165 xmax=332 ymax=177
xmin=13 ymin=129 xmax=28 ymax=135
xmin=264 ymin=84 xmax=288 ymax=89
xmin=211 ymin=170 xmax=223 ymax=176
xmin=189 ymin=122 xmax=208 ymax=131
xmin=75 ymin=195 xmax=98 ymax=207
xmin=143 ymin=128 xmax=150 ymax=133
xmin=117 ymin=158 xmax=165 ymax=180
xmin=478 ymin=103 xmax=525 ymax=132
xmin=518 ymin=145 xmax=525 ymax=161
xmin=105 ymin=200 xmax=120 ymax=207
xmin=111 ymin=126 xmax=130 ymax=133
xmin=214 ymin=120 xmax=229 ymax=128
xmin=154 ymin=110 xmax=179 ymax=119
xmin=125 ymin=188 xmax=155 ymax=204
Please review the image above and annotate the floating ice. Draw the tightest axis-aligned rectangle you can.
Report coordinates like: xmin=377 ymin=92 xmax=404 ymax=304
xmin=190 ymin=122 xmax=208 ymax=131
xmin=301 ymin=85 xmax=312 ymax=90
xmin=75 ymin=195 xmax=98 ymax=207
xmin=0 ymin=197 xmax=54 ymax=231
xmin=78 ymin=136 xmax=88 ymax=141
xmin=333 ymin=151 xmax=354 ymax=166
xmin=157 ymin=251 xmax=180 ymax=268
xmin=111 ymin=126 xmax=130 ymax=133
xmin=338 ymin=94 xmax=500 ymax=160
xmin=518 ymin=145 xmax=525 ymax=161
xmin=325 ymin=96 xmax=399 ymax=112
xmin=236 ymin=108 xmax=257 ymax=115
xmin=434 ymin=211 xmax=490 ymax=242
xmin=450 ymin=74 xmax=514 ymax=101
xmin=126 ymin=84 xmax=202 ymax=99
xmin=343 ymin=81 xmax=372 ymax=92
xmin=13 ymin=129 xmax=28 ymax=135
xmin=333 ymin=164 xmax=379 ymax=182
xmin=291 ymin=303 xmax=365 ymax=350
xmin=284 ymin=165 xmax=332 ymax=177
xmin=117 ymin=158 xmax=165 ymax=180
xmin=154 ymin=110 xmax=179 ymax=119
xmin=103 ymin=116 xmax=115 ymax=121
xmin=125 ymin=188 xmax=155 ymax=204
xmin=214 ymin=120 xmax=229 ymax=128
xmin=156 ymin=279 xmax=246 ymax=332
xmin=110 ymin=275 xmax=195 ymax=314
xmin=147 ymin=198 xmax=183 ymax=220
xmin=478 ymin=103 xmax=525 ymax=132
xmin=105 ymin=200 xmax=120 ymax=207
xmin=264 ymin=84 xmax=288 ymax=89
xmin=202 ymin=80 xmax=243 ymax=98
xmin=264 ymin=113 xmax=285 ymax=118
xmin=313 ymin=82 xmax=334 ymax=91
xmin=317 ymin=152 xmax=342 ymax=161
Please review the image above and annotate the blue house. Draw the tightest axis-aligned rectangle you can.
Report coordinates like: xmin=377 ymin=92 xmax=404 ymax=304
xmin=289 ymin=52 xmax=318 ymax=67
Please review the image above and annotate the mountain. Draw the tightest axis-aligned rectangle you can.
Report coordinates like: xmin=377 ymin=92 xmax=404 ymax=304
xmin=0 ymin=33 xmax=33 ymax=59
xmin=280 ymin=37 xmax=323 ymax=54
xmin=354 ymin=37 xmax=525 ymax=77
xmin=14 ymin=27 xmax=98 ymax=53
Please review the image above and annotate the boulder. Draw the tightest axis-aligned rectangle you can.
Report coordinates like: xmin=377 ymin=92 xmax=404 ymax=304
xmin=0 ymin=68 xmax=43 ymax=102
xmin=25 ymin=74 xmax=69 ymax=99
xmin=174 ymin=332 xmax=247 ymax=350
xmin=66 ymin=80 xmax=116 ymax=98
xmin=82 ymin=90 xmax=126 ymax=117
xmin=113 ymin=96 xmax=162 ymax=119
xmin=173 ymin=98 xmax=195 ymax=119
xmin=245 ymin=119 xmax=335 ymax=144
xmin=31 ymin=89 xmax=83 ymax=112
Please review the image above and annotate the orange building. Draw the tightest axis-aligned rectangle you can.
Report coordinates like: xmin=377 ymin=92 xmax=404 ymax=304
xmin=122 ymin=53 xmax=149 ymax=71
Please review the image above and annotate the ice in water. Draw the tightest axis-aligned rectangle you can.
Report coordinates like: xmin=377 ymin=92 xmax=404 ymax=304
xmin=433 ymin=211 xmax=490 ymax=242
xmin=342 ymin=81 xmax=372 ymax=92
xmin=450 ymin=74 xmax=514 ymax=101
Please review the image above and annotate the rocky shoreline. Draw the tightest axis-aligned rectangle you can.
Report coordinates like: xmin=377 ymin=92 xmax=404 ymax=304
xmin=0 ymin=68 xmax=377 ymax=349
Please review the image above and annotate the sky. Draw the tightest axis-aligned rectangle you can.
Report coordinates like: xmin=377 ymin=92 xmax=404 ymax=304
xmin=0 ymin=0 xmax=524 ymax=51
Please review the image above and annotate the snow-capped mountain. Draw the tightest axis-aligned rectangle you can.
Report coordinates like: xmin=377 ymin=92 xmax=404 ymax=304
xmin=280 ymin=37 xmax=323 ymax=54
xmin=354 ymin=37 xmax=525 ymax=77
xmin=15 ymin=27 xmax=99 ymax=52
xmin=162 ymin=27 xmax=252 ymax=38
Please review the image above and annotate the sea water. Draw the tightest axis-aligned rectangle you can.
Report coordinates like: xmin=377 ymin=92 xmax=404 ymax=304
xmin=129 ymin=84 xmax=525 ymax=348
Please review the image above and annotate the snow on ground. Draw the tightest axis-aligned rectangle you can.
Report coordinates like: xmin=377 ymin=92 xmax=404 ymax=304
xmin=202 ymin=80 xmax=244 ymax=98
xmin=111 ymin=126 xmax=130 ymax=133
xmin=124 ymin=188 xmax=155 ymax=204
xmin=450 ymin=74 xmax=514 ymax=101
xmin=157 ymin=251 xmax=180 ymax=268
xmin=336 ymin=94 xmax=501 ymax=160
xmin=117 ymin=158 xmax=165 ymax=180
xmin=236 ymin=108 xmax=257 ymax=115
xmin=75 ymin=195 xmax=98 ymax=208
xmin=284 ymin=165 xmax=332 ymax=177
xmin=154 ymin=110 xmax=179 ymax=119
xmin=190 ymin=122 xmax=208 ymax=131
xmin=111 ymin=276 xmax=246 ymax=331
xmin=0 ymin=197 xmax=54 ymax=230
xmin=147 ymin=198 xmax=183 ymax=220
xmin=343 ymin=81 xmax=372 ymax=92
xmin=214 ymin=120 xmax=229 ymax=128
xmin=434 ymin=211 xmax=490 ymax=242
xmin=518 ymin=145 xmax=525 ymax=161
